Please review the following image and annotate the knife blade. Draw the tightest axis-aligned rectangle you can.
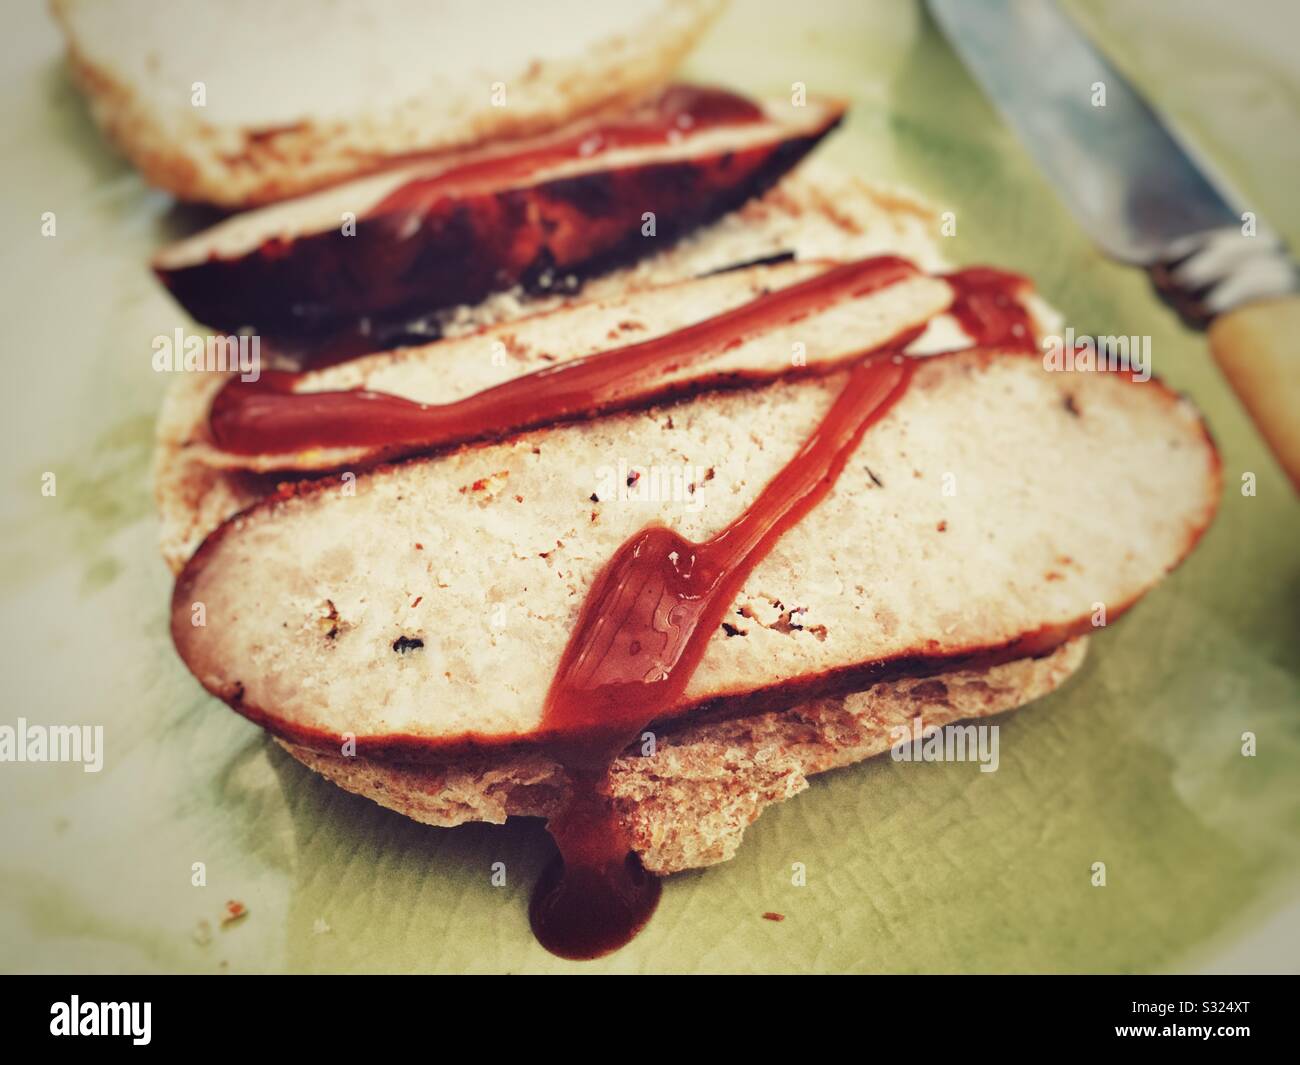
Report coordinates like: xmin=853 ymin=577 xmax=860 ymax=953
xmin=927 ymin=0 xmax=1251 ymax=261
xmin=927 ymin=0 xmax=1300 ymax=489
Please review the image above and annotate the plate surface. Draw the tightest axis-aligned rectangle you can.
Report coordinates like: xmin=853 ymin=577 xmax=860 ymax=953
xmin=0 ymin=0 xmax=1296 ymax=973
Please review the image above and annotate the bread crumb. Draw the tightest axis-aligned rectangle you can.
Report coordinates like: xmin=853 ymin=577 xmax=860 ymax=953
xmin=318 ymin=599 xmax=340 ymax=639
xmin=459 ymin=470 xmax=509 ymax=495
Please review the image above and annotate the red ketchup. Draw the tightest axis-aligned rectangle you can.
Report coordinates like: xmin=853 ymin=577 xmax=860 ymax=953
xmin=945 ymin=266 xmax=1037 ymax=352
xmin=208 ymin=257 xmax=921 ymax=456
xmin=371 ymin=85 xmax=767 ymax=216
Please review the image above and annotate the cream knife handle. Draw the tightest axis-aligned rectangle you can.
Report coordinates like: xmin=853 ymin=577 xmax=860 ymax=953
xmin=1208 ymin=297 xmax=1300 ymax=492
xmin=1151 ymin=226 xmax=1300 ymax=493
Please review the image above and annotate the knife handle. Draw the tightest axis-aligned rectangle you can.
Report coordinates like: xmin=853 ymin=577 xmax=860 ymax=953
xmin=1149 ymin=227 xmax=1300 ymax=492
xmin=1207 ymin=296 xmax=1300 ymax=492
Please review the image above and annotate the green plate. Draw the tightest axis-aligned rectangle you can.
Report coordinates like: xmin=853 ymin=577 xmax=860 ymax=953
xmin=1 ymin=0 xmax=1296 ymax=973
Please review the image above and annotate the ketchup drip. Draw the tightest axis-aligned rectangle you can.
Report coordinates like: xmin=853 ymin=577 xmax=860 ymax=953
xmin=944 ymin=266 xmax=1037 ymax=352
xmin=208 ymin=256 xmax=920 ymax=456
xmin=529 ymin=351 xmax=917 ymax=959
xmin=372 ymin=85 xmax=766 ymax=217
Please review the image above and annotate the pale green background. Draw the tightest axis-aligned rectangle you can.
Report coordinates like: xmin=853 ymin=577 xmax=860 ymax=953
xmin=0 ymin=0 xmax=1296 ymax=973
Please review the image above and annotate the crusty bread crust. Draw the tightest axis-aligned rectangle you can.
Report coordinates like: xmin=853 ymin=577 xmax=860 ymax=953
xmin=52 ymin=0 xmax=728 ymax=207
xmin=282 ymin=638 xmax=1088 ymax=874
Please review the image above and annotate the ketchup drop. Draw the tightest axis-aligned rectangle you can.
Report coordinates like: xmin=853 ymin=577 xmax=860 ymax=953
xmin=528 ymin=769 xmax=661 ymax=961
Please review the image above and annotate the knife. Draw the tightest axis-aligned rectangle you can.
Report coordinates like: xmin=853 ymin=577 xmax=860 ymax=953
xmin=927 ymin=0 xmax=1300 ymax=490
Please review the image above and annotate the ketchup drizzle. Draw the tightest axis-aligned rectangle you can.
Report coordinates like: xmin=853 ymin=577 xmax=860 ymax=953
xmin=208 ymin=256 xmax=920 ymax=457
xmin=529 ymin=351 xmax=916 ymax=958
xmin=373 ymin=85 xmax=766 ymax=218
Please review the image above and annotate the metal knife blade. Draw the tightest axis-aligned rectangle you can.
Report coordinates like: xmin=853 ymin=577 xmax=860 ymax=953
xmin=927 ymin=0 xmax=1245 ymax=259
